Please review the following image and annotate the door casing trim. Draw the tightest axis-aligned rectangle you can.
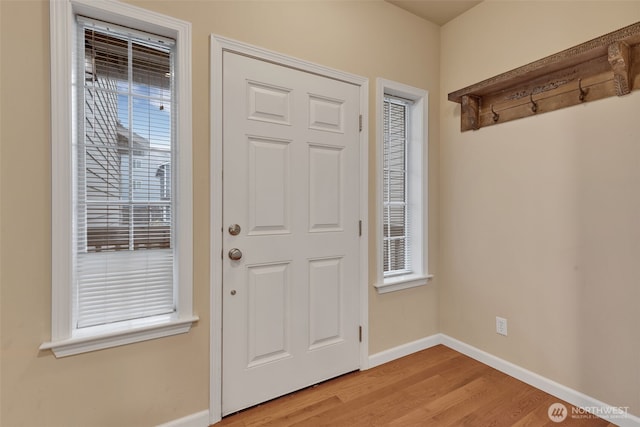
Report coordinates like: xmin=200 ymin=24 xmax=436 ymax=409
xmin=209 ymin=34 xmax=369 ymax=424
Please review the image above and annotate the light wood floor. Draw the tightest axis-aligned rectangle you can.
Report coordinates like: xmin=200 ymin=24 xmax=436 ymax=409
xmin=216 ymin=345 xmax=616 ymax=426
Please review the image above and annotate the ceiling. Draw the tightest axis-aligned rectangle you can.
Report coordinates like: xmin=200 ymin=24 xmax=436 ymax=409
xmin=386 ymin=0 xmax=482 ymax=26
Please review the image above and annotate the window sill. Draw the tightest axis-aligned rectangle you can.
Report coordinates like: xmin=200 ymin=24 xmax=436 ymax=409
xmin=374 ymin=274 xmax=434 ymax=294
xmin=39 ymin=314 xmax=199 ymax=358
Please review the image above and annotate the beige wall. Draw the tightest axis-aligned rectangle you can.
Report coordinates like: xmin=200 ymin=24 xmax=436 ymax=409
xmin=0 ymin=1 xmax=440 ymax=426
xmin=440 ymin=1 xmax=640 ymax=416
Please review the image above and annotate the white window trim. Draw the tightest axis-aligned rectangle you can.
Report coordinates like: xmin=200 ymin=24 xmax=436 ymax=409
xmin=374 ymin=78 xmax=432 ymax=294
xmin=41 ymin=0 xmax=196 ymax=357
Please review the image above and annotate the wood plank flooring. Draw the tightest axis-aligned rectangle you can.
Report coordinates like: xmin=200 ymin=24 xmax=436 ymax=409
xmin=215 ymin=345 xmax=616 ymax=426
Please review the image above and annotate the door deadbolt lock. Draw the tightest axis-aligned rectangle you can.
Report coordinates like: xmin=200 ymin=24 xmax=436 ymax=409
xmin=228 ymin=224 xmax=241 ymax=236
xmin=228 ymin=248 xmax=243 ymax=261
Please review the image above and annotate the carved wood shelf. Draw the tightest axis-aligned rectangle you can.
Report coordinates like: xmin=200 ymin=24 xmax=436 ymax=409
xmin=448 ymin=22 xmax=640 ymax=131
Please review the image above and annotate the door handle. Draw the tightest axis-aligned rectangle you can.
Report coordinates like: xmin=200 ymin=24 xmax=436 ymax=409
xmin=228 ymin=248 xmax=243 ymax=261
xmin=228 ymin=224 xmax=241 ymax=235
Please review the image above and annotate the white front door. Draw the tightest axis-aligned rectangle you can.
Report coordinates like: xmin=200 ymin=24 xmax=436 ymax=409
xmin=222 ymin=51 xmax=361 ymax=415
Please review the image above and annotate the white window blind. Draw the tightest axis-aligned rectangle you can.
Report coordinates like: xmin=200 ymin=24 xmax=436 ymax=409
xmin=76 ymin=17 xmax=176 ymax=328
xmin=383 ymin=96 xmax=411 ymax=276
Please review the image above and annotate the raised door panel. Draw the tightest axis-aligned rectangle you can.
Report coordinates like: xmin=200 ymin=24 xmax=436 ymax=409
xmin=247 ymin=137 xmax=291 ymax=235
xmin=247 ymin=81 xmax=292 ymax=126
xmin=308 ymin=257 xmax=343 ymax=350
xmin=308 ymin=94 xmax=344 ymax=133
xmin=308 ymin=144 xmax=343 ymax=232
xmin=247 ymin=262 xmax=291 ymax=368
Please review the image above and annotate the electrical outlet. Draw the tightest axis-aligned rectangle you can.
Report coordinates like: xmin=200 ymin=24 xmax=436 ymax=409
xmin=496 ymin=316 xmax=508 ymax=336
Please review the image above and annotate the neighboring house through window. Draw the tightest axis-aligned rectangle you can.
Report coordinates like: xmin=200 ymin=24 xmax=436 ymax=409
xmin=375 ymin=78 xmax=431 ymax=293
xmin=156 ymin=162 xmax=171 ymax=223
xmin=42 ymin=0 xmax=195 ymax=357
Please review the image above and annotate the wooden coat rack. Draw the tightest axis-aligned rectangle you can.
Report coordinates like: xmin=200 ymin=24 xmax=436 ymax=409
xmin=448 ymin=22 xmax=640 ymax=132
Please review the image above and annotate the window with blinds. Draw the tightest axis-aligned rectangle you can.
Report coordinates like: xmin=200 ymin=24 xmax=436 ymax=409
xmin=383 ymin=96 xmax=411 ymax=276
xmin=76 ymin=17 xmax=176 ymax=328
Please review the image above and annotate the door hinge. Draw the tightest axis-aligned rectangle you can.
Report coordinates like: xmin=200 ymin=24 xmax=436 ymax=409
xmin=359 ymin=114 xmax=363 ymax=132
xmin=359 ymin=220 xmax=362 ymax=236
xmin=359 ymin=326 xmax=362 ymax=342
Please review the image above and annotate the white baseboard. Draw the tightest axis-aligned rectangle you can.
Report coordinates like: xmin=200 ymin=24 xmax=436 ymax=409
xmin=367 ymin=334 xmax=638 ymax=427
xmin=156 ymin=410 xmax=210 ymax=427
xmin=440 ymin=335 xmax=640 ymax=427
xmin=195 ymin=334 xmax=638 ymax=426
xmin=367 ymin=334 xmax=441 ymax=368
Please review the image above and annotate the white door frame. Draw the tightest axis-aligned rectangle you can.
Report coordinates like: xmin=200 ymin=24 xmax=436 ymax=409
xmin=209 ymin=34 xmax=369 ymax=424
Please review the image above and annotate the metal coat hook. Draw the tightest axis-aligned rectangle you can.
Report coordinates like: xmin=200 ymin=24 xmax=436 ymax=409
xmin=529 ymin=93 xmax=538 ymax=113
xmin=578 ymin=78 xmax=588 ymax=102
xmin=491 ymin=104 xmax=499 ymax=122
